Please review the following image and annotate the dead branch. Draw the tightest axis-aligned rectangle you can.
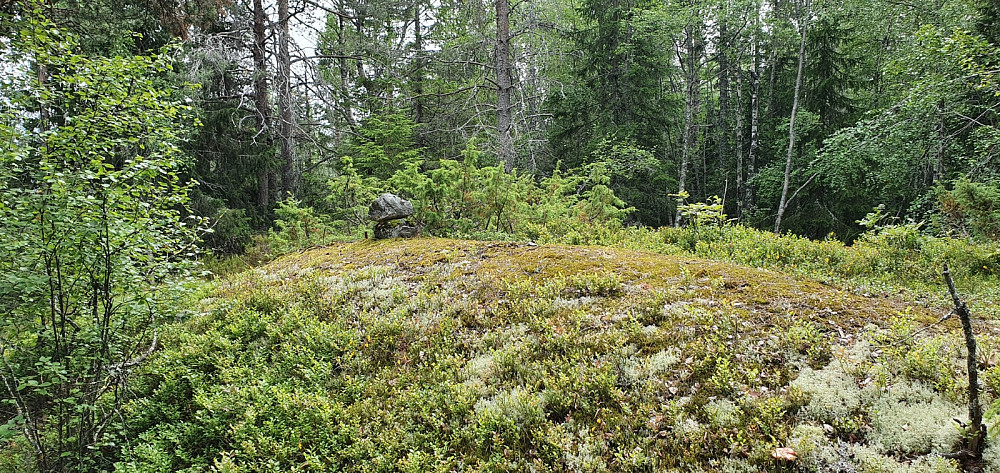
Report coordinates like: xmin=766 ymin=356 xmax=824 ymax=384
xmin=943 ymin=262 xmax=986 ymax=473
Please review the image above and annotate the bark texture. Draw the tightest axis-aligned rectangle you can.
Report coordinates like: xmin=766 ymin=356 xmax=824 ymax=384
xmin=495 ymin=0 xmax=515 ymax=172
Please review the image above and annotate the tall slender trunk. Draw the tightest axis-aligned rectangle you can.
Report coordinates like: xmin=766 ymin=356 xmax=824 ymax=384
xmin=774 ymin=0 xmax=811 ymax=234
xmin=676 ymin=23 xmax=702 ymax=227
xmin=717 ymin=15 xmax=731 ymax=194
xmin=413 ymin=14 xmax=424 ymax=120
xmin=412 ymin=1 xmax=425 ymax=133
xmin=765 ymin=0 xmax=782 ymax=118
xmin=277 ymin=0 xmax=299 ymax=198
xmin=495 ymin=0 xmax=515 ymax=171
xmin=933 ymin=100 xmax=946 ymax=183
xmin=747 ymin=20 xmax=762 ymax=219
xmin=736 ymin=66 xmax=745 ymax=220
xmin=252 ymin=0 xmax=272 ymax=209
xmin=336 ymin=0 xmax=356 ymax=129
xmin=523 ymin=0 xmax=542 ymax=173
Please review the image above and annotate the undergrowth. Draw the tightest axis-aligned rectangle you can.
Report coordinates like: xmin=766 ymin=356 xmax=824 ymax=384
xmin=114 ymin=240 xmax=1000 ymax=472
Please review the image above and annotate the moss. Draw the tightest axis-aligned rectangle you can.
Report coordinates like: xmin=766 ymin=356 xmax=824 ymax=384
xmin=270 ymin=238 xmax=942 ymax=330
xmin=121 ymin=237 xmax=996 ymax=472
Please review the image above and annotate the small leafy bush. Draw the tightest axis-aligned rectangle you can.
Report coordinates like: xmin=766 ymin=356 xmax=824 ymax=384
xmin=0 ymin=14 xmax=200 ymax=472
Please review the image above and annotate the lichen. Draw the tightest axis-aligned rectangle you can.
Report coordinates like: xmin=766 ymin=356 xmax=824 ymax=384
xmin=129 ymin=237 xmax=995 ymax=472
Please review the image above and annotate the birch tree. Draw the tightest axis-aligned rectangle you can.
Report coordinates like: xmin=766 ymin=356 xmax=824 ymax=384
xmin=774 ymin=0 xmax=810 ymax=233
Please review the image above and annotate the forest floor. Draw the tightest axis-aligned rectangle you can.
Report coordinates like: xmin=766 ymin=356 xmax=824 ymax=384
xmin=133 ymin=238 xmax=1000 ymax=472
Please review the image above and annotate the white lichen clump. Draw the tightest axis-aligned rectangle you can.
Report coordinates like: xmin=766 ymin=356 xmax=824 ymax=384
xmin=462 ymin=354 xmax=496 ymax=382
xmin=646 ymin=348 xmax=681 ymax=376
xmin=867 ymin=382 xmax=962 ymax=455
xmin=792 ymin=364 xmax=863 ymax=424
xmin=473 ymin=386 xmax=546 ymax=427
xmin=789 ymin=334 xmax=969 ymax=472
xmin=705 ymin=399 xmax=739 ymax=428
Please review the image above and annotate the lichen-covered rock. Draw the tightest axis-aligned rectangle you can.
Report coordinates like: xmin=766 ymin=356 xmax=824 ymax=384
xmin=368 ymin=193 xmax=414 ymax=223
xmin=373 ymin=222 xmax=418 ymax=239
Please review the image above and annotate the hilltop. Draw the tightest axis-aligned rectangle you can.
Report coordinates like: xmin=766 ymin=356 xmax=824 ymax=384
xmin=118 ymin=239 xmax=999 ymax=472
xmin=272 ymin=238 xmax=937 ymax=335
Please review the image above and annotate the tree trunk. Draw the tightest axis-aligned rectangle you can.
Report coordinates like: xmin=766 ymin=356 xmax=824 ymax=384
xmin=412 ymin=1 xmax=425 ymax=134
xmin=933 ymin=100 xmax=946 ymax=184
xmin=495 ymin=0 xmax=515 ymax=172
xmin=736 ymin=66 xmax=745 ymax=220
xmin=336 ymin=0 xmax=357 ymax=130
xmin=522 ymin=0 xmax=542 ymax=173
xmin=765 ymin=0 xmax=782 ymax=119
xmin=675 ymin=23 xmax=702 ymax=227
xmin=277 ymin=0 xmax=299 ymax=198
xmin=943 ymin=263 xmax=987 ymax=472
xmin=717 ymin=15 xmax=732 ymax=199
xmin=774 ymin=0 xmax=811 ymax=234
xmin=252 ymin=0 xmax=273 ymax=209
xmin=746 ymin=7 xmax=761 ymax=220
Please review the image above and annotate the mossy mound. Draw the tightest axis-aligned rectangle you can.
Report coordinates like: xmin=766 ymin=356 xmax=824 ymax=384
xmin=121 ymin=239 xmax=994 ymax=472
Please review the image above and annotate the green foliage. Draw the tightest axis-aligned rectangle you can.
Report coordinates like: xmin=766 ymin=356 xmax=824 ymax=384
xmin=0 ymin=9 xmax=198 ymax=472
xmin=326 ymin=156 xmax=381 ymax=236
xmin=546 ymin=3 xmax=677 ymax=226
xmin=348 ymin=112 xmax=423 ymax=180
xmin=265 ymin=198 xmax=339 ymax=255
xmin=667 ymin=194 xmax=728 ymax=251
xmin=116 ymin=245 xmax=793 ymax=471
xmin=190 ymin=192 xmax=253 ymax=254
xmin=677 ymin=195 xmax=727 ymax=229
xmin=564 ymin=271 xmax=623 ymax=298
xmin=386 ymin=154 xmax=631 ymax=241
xmin=576 ymin=161 xmax=633 ymax=225
xmin=936 ymin=177 xmax=1000 ymax=241
xmin=269 ymin=123 xmax=635 ymax=255
xmin=784 ymin=320 xmax=833 ymax=369
xmin=804 ymin=13 xmax=863 ymax=133
xmin=808 ymin=22 xmax=1000 ymax=238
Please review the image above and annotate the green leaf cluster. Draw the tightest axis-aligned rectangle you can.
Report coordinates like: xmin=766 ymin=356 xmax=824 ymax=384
xmin=0 ymin=7 xmax=199 ymax=471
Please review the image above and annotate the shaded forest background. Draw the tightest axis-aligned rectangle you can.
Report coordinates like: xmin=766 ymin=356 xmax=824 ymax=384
xmin=7 ymin=0 xmax=1000 ymax=247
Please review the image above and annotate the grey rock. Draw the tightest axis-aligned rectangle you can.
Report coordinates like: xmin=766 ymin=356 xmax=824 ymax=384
xmin=368 ymin=193 xmax=414 ymax=222
xmin=373 ymin=222 xmax=419 ymax=239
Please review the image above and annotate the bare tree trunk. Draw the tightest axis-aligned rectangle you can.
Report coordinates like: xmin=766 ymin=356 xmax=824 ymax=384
xmin=747 ymin=55 xmax=761 ymax=221
xmin=736 ymin=66 xmax=745 ymax=220
xmin=252 ymin=0 xmax=273 ymax=209
xmin=717 ymin=15 xmax=732 ymax=196
xmin=277 ymin=0 xmax=299 ymax=198
xmin=521 ymin=0 xmax=543 ymax=173
xmin=495 ymin=0 xmax=515 ymax=172
xmin=943 ymin=263 xmax=987 ymax=473
xmin=765 ymin=0 xmax=783 ymax=119
xmin=774 ymin=0 xmax=810 ymax=234
xmin=412 ymin=1 xmax=425 ymax=135
xmin=336 ymin=0 xmax=357 ymax=130
xmin=675 ymin=23 xmax=702 ymax=227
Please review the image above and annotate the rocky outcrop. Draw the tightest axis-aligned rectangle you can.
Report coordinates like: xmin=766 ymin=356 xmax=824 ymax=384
xmin=368 ymin=193 xmax=414 ymax=223
xmin=369 ymin=193 xmax=418 ymax=239
xmin=373 ymin=222 xmax=418 ymax=239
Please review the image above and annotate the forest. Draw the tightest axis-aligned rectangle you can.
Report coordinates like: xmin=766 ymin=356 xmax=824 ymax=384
xmin=2 ymin=0 xmax=1000 ymax=471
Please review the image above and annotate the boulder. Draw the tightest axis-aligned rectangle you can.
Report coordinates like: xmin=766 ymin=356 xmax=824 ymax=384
xmin=373 ymin=222 xmax=418 ymax=240
xmin=368 ymin=193 xmax=414 ymax=223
